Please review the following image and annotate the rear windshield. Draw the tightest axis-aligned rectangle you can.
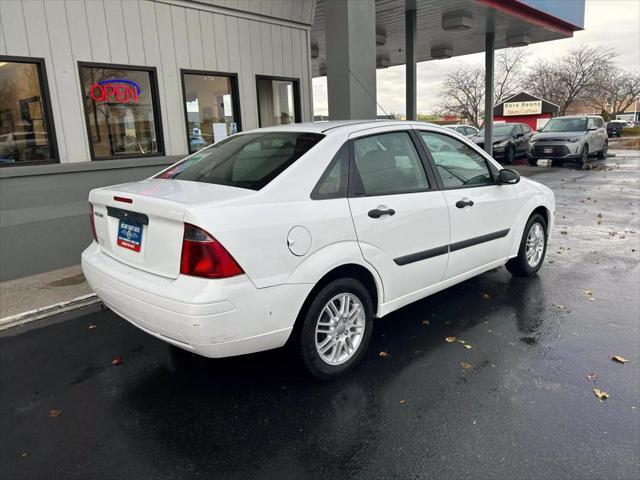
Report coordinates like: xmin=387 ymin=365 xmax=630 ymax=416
xmin=156 ymin=132 xmax=324 ymax=190
xmin=542 ymin=118 xmax=587 ymax=132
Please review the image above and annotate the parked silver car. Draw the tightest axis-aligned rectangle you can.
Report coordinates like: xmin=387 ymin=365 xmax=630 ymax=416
xmin=527 ymin=115 xmax=608 ymax=166
xmin=444 ymin=124 xmax=479 ymax=138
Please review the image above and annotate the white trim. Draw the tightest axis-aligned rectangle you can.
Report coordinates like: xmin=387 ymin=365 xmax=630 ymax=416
xmin=495 ymin=91 xmax=560 ymax=109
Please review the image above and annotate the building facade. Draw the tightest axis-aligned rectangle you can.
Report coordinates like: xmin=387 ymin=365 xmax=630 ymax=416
xmin=0 ymin=0 xmax=314 ymax=281
xmin=0 ymin=0 xmax=315 ymax=167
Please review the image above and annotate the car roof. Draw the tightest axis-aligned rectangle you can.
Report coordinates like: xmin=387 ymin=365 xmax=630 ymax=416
xmin=244 ymin=120 xmax=447 ymax=135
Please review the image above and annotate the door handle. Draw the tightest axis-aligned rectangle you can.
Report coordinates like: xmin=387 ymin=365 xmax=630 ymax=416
xmin=455 ymin=199 xmax=474 ymax=208
xmin=368 ymin=207 xmax=396 ymax=218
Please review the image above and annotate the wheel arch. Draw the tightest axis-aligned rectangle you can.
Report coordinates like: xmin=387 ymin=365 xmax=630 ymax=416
xmin=509 ymin=196 xmax=554 ymax=258
xmin=287 ymin=262 xmax=383 ymax=345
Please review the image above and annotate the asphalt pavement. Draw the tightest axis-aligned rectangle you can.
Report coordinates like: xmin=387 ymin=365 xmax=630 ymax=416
xmin=1 ymin=152 xmax=639 ymax=480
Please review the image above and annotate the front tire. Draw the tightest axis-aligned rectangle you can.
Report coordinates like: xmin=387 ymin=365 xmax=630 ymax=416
xmin=505 ymin=145 xmax=515 ymax=164
xmin=597 ymin=141 xmax=608 ymax=159
xmin=295 ymin=278 xmax=374 ymax=380
xmin=579 ymin=144 xmax=588 ymax=165
xmin=506 ymin=214 xmax=548 ymax=277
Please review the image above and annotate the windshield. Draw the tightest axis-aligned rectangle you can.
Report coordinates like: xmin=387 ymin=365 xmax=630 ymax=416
xmin=156 ymin=132 xmax=324 ymax=190
xmin=542 ymin=118 xmax=587 ymax=132
xmin=478 ymin=124 xmax=514 ymax=136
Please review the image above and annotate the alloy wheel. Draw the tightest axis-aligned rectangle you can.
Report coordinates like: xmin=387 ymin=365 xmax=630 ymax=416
xmin=525 ymin=223 xmax=545 ymax=268
xmin=315 ymin=293 xmax=366 ymax=365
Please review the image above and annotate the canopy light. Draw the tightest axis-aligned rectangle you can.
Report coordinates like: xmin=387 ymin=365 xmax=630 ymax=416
xmin=442 ymin=12 xmax=472 ymax=31
xmin=506 ymin=33 xmax=531 ymax=47
xmin=431 ymin=46 xmax=453 ymax=59
xmin=376 ymin=53 xmax=390 ymax=69
xmin=310 ymin=42 xmax=319 ymax=59
xmin=376 ymin=27 xmax=387 ymax=46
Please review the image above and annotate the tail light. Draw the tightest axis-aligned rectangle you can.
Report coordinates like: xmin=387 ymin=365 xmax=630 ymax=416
xmin=180 ymin=224 xmax=244 ymax=279
xmin=89 ymin=203 xmax=98 ymax=242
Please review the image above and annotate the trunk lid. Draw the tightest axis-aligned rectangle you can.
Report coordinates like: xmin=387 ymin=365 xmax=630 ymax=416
xmin=89 ymin=179 xmax=252 ymax=278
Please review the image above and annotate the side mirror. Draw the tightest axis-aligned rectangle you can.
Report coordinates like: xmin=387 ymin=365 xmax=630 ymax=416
xmin=588 ymin=126 xmax=597 ymax=131
xmin=536 ymin=128 xmax=542 ymax=132
xmin=498 ymin=168 xmax=520 ymax=185
xmin=516 ymin=132 xmax=524 ymax=138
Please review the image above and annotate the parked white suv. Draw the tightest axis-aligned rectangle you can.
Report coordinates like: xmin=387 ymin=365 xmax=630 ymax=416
xmin=82 ymin=121 xmax=555 ymax=379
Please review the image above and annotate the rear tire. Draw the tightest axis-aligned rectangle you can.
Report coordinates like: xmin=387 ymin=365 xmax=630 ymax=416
xmin=528 ymin=158 xmax=538 ymax=166
xmin=295 ymin=278 xmax=374 ymax=380
xmin=506 ymin=214 xmax=548 ymax=277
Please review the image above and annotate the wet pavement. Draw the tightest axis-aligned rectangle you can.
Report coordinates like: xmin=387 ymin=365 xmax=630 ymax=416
xmin=1 ymin=152 xmax=639 ymax=480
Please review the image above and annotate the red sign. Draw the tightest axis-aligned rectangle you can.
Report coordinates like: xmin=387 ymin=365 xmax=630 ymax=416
xmin=89 ymin=79 xmax=140 ymax=104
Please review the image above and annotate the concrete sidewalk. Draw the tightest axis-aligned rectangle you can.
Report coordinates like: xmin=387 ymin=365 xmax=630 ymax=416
xmin=0 ymin=265 xmax=94 ymax=320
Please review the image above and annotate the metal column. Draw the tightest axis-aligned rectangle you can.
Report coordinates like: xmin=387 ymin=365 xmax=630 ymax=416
xmin=325 ymin=0 xmax=377 ymax=120
xmin=405 ymin=2 xmax=417 ymax=121
xmin=484 ymin=31 xmax=495 ymax=156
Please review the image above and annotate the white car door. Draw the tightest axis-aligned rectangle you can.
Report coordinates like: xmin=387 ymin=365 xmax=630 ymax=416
xmin=347 ymin=127 xmax=450 ymax=303
xmin=416 ymin=130 xmax=520 ymax=280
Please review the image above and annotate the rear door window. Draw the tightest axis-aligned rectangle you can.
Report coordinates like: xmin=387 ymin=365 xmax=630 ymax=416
xmin=351 ymin=131 xmax=429 ymax=196
xmin=157 ymin=132 xmax=324 ymax=190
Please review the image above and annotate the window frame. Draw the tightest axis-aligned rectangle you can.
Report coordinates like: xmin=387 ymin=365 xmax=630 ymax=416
xmin=180 ymin=69 xmax=242 ymax=154
xmin=347 ymin=129 xmax=439 ymax=198
xmin=0 ymin=55 xmax=59 ymax=167
xmin=414 ymin=128 xmax=499 ymax=191
xmin=77 ymin=61 xmax=165 ymax=161
xmin=255 ymin=75 xmax=301 ymax=127
xmin=310 ymin=142 xmax=350 ymax=200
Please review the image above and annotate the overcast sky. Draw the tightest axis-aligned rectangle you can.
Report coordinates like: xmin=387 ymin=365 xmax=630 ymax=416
xmin=312 ymin=0 xmax=640 ymax=116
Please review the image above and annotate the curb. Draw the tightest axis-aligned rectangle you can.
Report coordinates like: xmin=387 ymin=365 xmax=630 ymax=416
xmin=0 ymin=294 xmax=101 ymax=332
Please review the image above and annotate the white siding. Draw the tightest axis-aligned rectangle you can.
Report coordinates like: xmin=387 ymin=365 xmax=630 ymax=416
xmin=1 ymin=0 xmax=313 ymax=163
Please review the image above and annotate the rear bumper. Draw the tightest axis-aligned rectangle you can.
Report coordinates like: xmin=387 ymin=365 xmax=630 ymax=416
xmin=81 ymin=243 xmax=312 ymax=358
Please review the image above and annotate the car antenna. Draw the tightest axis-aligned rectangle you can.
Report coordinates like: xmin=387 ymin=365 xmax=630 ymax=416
xmin=348 ymin=68 xmax=392 ymax=119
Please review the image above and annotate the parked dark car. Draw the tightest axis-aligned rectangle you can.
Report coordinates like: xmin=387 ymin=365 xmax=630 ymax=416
xmin=606 ymin=121 xmax=625 ymax=137
xmin=471 ymin=123 xmax=532 ymax=164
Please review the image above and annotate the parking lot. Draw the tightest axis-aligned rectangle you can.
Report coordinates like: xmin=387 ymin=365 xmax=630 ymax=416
xmin=1 ymin=152 xmax=638 ymax=480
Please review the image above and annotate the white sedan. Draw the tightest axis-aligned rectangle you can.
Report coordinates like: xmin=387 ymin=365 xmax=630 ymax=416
xmin=82 ymin=121 xmax=554 ymax=379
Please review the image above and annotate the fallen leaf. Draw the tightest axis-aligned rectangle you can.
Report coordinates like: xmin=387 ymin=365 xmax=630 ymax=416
xmin=421 ymin=320 xmax=430 ymax=326
xmin=88 ymin=325 xmax=97 ymax=330
xmin=482 ymin=293 xmax=491 ymax=300
xmin=22 ymin=453 xmax=28 ymax=458
xmin=553 ymin=303 xmax=566 ymax=310
xmin=611 ymin=355 xmax=628 ymax=364
xmin=111 ymin=356 xmax=124 ymax=366
xmin=379 ymin=351 xmax=391 ymax=358
xmin=583 ymin=290 xmax=595 ymax=301
xmin=586 ymin=372 xmax=597 ymax=382
xmin=49 ymin=409 xmax=61 ymax=418
xmin=593 ymin=388 xmax=609 ymax=402
xmin=445 ymin=336 xmax=456 ymax=343
xmin=460 ymin=362 xmax=474 ymax=371
xmin=463 ymin=344 xmax=472 ymax=350
xmin=560 ymin=230 xmax=568 ymax=235
xmin=399 ymin=399 xmax=406 ymax=404
xmin=457 ymin=339 xmax=467 ymax=344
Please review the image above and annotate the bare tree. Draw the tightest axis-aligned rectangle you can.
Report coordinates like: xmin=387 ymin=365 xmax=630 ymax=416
xmin=584 ymin=67 xmax=640 ymax=115
xmin=436 ymin=48 xmax=526 ymax=127
xmin=526 ymin=45 xmax=616 ymax=115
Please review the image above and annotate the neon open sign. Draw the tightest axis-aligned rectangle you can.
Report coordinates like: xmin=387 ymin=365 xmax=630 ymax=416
xmin=90 ymin=79 xmax=141 ymax=104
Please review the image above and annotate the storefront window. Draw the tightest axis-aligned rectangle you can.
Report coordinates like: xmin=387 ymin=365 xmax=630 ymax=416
xmin=79 ymin=64 xmax=163 ymax=160
xmin=256 ymin=76 xmax=300 ymax=127
xmin=0 ymin=57 xmax=56 ymax=165
xmin=182 ymin=71 xmax=240 ymax=153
